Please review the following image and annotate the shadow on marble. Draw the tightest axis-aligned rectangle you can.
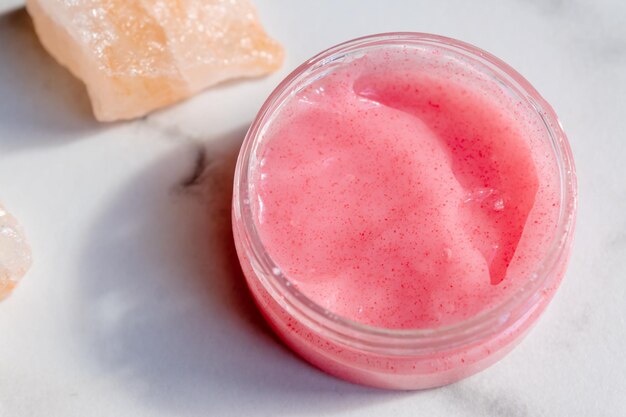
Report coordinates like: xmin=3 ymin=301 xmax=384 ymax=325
xmin=440 ymin=382 xmax=530 ymax=417
xmin=0 ymin=10 xmax=101 ymax=153
xmin=76 ymin=127 xmax=405 ymax=415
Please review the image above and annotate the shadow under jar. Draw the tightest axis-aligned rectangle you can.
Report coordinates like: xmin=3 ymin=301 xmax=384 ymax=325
xmin=232 ymin=33 xmax=577 ymax=390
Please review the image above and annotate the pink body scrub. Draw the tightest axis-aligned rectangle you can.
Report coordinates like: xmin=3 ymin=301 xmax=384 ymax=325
xmin=233 ymin=33 xmax=577 ymax=389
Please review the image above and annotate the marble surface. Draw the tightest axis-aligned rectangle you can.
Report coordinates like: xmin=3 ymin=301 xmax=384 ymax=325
xmin=0 ymin=0 xmax=625 ymax=416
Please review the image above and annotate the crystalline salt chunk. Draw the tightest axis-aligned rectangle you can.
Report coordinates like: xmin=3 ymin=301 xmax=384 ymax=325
xmin=0 ymin=204 xmax=32 ymax=301
xmin=26 ymin=0 xmax=284 ymax=121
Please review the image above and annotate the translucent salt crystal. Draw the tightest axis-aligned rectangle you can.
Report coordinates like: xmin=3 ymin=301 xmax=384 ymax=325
xmin=0 ymin=204 xmax=32 ymax=301
xmin=493 ymin=198 xmax=505 ymax=211
xmin=26 ymin=0 xmax=284 ymax=121
xmin=486 ymin=243 xmax=500 ymax=264
xmin=464 ymin=188 xmax=506 ymax=212
xmin=463 ymin=187 xmax=495 ymax=204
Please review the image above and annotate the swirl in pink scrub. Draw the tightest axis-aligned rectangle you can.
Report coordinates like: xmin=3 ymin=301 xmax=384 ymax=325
xmin=252 ymin=47 xmax=560 ymax=329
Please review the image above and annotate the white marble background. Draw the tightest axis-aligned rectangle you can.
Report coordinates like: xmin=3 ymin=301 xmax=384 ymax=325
xmin=0 ymin=0 xmax=624 ymax=416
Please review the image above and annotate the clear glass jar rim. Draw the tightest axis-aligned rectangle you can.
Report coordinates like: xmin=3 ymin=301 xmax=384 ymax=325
xmin=233 ymin=32 xmax=577 ymax=353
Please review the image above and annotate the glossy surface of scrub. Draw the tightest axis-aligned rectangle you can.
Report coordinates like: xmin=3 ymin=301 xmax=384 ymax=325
xmin=252 ymin=47 xmax=560 ymax=329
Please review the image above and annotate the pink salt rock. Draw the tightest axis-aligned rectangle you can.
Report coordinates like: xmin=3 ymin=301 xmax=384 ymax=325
xmin=0 ymin=204 xmax=32 ymax=301
xmin=26 ymin=0 xmax=284 ymax=121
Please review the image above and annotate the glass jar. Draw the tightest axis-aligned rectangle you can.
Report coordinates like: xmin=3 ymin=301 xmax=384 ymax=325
xmin=232 ymin=33 xmax=577 ymax=390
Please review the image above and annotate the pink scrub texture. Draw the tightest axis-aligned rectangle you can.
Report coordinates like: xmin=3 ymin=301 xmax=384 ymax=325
xmin=254 ymin=50 xmax=559 ymax=329
xmin=233 ymin=34 xmax=576 ymax=389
